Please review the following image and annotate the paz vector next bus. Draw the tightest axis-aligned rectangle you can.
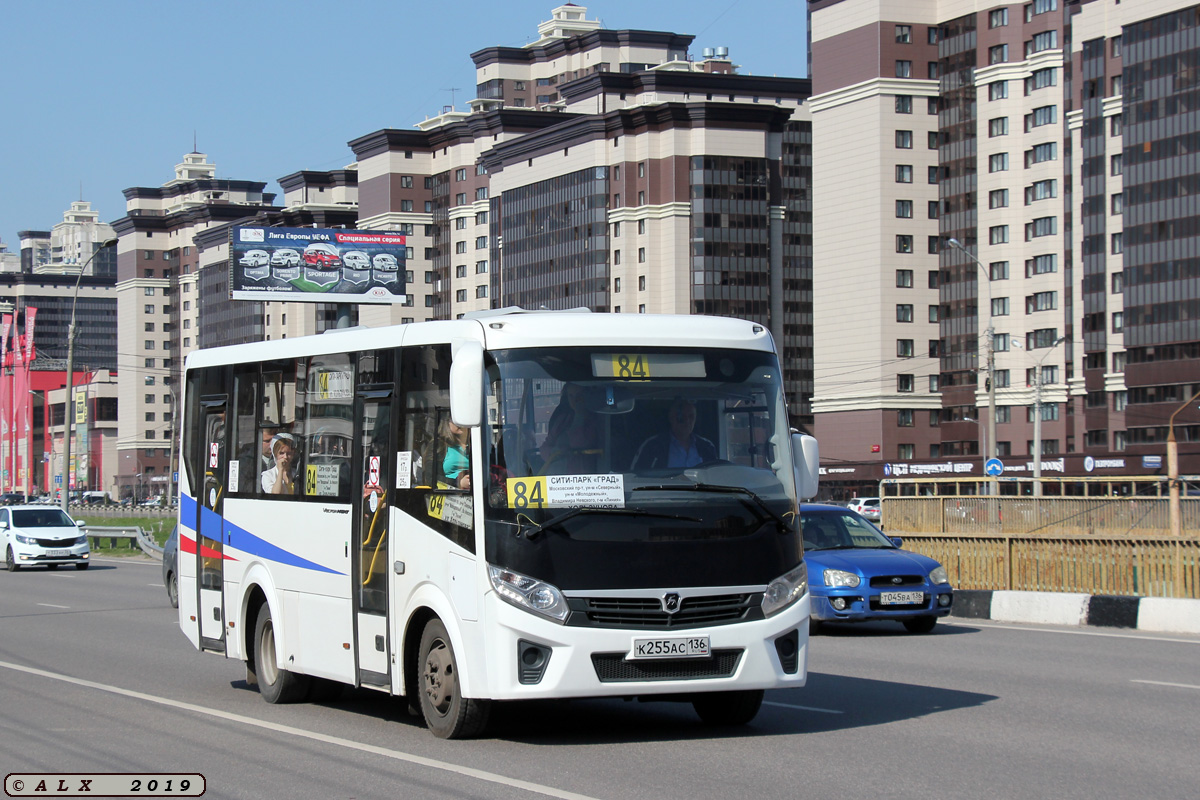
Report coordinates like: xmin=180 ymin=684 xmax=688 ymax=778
xmin=176 ymin=309 xmax=820 ymax=738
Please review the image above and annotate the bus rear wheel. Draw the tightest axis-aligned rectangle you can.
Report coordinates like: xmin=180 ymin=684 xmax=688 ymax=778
xmin=253 ymin=603 xmax=310 ymax=703
xmin=691 ymin=690 xmax=764 ymax=726
xmin=417 ymin=618 xmax=490 ymax=739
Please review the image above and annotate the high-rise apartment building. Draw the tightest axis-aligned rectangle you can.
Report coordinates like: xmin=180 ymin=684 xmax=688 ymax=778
xmin=110 ymin=152 xmax=278 ymax=494
xmin=351 ymin=4 xmax=815 ymax=418
xmin=810 ymin=0 xmax=1200 ymax=495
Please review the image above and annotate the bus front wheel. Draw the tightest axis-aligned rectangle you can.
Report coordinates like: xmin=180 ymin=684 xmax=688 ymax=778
xmin=691 ymin=690 xmax=764 ymax=726
xmin=253 ymin=603 xmax=310 ymax=703
xmin=417 ymin=618 xmax=490 ymax=739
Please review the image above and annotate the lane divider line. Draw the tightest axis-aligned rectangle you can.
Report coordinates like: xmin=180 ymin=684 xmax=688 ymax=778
xmin=0 ymin=659 xmax=602 ymax=800
xmin=1131 ymin=679 xmax=1200 ymax=691
xmin=763 ymin=701 xmax=843 ymax=715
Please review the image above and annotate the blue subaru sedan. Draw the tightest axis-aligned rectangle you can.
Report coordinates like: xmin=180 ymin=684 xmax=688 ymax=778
xmin=802 ymin=503 xmax=953 ymax=633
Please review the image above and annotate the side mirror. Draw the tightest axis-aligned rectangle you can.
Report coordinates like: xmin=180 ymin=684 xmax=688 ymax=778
xmin=449 ymin=338 xmax=483 ymax=427
xmin=76 ymin=520 xmax=87 ymax=527
xmin=791 ymin=432 xmax=819 ymax=500
xmin=890 ymin=536 xmax=903 ymax=548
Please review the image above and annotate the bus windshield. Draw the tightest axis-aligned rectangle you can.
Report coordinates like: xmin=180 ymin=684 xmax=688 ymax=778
xmin=484 ymin=346 xmax=800 ymax=591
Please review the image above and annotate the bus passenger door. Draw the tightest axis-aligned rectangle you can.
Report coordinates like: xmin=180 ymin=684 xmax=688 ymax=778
xmin=352 ymin=389 xmax=393 ymax=686
xmin=195 ymin=398 xmax=227 ymax=652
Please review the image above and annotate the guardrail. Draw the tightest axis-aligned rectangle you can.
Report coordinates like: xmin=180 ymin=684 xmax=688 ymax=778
xmin=81 ymin=526 xmax=163 ymax=559
xmin=880 ymin=497 xmax=1199 ymax=599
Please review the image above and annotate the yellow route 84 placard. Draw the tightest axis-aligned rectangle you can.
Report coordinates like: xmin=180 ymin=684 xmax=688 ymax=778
xmin=506 ymin=476 xmax=548 ymax=510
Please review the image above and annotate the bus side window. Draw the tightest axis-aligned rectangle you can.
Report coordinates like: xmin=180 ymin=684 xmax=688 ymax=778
xmin=398 ymin=344 xmax=474 ymax=554
xmin=305 ymin=353 xmax=356 ymax=501
xmin=232 ymin=366 xmax=259 ymax=494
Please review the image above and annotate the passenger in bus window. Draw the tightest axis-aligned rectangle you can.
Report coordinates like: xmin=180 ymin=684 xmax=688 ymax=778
xmin=631 ymin=398 xmax=717 ymax=470
xmin=441 ymin=419 xmax=471 ymax=490
xmin=261 ymin=433 xmax=298 ymax=494
xmin=540 ymin=384 xmax=602 ymax=474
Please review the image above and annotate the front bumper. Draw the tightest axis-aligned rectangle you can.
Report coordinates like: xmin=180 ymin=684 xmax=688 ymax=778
xmin=478 ymin=590 xmax=811 ymax=700
xmin=810 ymin=586 xmax=953 ymax=622
xmin=12 ymin=542 xmax=90 ymax=566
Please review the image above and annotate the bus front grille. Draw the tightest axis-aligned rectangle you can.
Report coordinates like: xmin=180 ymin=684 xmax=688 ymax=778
xmin=570 ymin=594 xmax=760 ymax=629
xmin=591 ymin=649 xmax=744 ymax=682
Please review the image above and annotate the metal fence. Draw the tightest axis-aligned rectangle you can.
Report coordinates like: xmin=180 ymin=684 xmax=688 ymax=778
xmin=881 ymin=497 xmax=1200 ymax=599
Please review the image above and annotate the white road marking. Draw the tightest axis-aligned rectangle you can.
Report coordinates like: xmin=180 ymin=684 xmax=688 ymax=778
xmin=942 ymin=620 xmax=1200 ymax=645
xmin=1131 ymin=679 xmax=1200 ymax=691
xmin=36 ymin=603 xmax=70 ymax=609
xmin=764 ymin=701 xmax=843 ymax=715
xmin=0 ymin=659 xmax=601 ymax=800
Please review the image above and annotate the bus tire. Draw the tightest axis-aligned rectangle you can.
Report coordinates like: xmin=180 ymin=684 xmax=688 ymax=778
xmin=253 ymin=603 xmax=310 ymax=704
xmin=691 ymin=690 xmax=764 ymax=726
xmin=417 ymin=618 xmax=490 ymax=739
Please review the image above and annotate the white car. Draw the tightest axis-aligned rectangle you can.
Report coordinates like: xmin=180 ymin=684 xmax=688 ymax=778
xmin=847 ymin=497 xmax=882 ymax=523
xmin=2 ymin=505 xmax=90 ymax=571
xmin=240 ymin=249 xmax=271 ymax=280
xmin=341 ymin=250 xmax=371 ymax=284
xmin=270 ymin=248 xmax=301 ymax=267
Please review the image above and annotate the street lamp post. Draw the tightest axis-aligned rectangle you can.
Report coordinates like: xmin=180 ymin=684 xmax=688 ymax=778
xmin=1167 ymin=386 xmax=1200 ymax=539
xmin=948 ymin=238 xmax=997 ymax=487
xmin=61 ymin=238 xmax=116 ymax=511
xmin=1028 ymin=335 xmax=1067 ymax=497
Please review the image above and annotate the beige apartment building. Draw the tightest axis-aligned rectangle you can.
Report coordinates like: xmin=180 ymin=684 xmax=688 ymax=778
xmin=810 ymin=0 xmax=1200 ymax=495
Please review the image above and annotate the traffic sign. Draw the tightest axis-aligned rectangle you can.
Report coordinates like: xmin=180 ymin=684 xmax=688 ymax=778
xmin=985 ymin=458 xmax=1005 ymax=477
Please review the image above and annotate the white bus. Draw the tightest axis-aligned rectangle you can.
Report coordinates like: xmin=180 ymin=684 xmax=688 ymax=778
xmin=177 ymin=309 xmax=819 ymax=738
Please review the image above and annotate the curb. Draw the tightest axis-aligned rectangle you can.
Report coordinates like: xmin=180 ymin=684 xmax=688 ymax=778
xmin=951 ymin=590 xmax=1200 ymax=635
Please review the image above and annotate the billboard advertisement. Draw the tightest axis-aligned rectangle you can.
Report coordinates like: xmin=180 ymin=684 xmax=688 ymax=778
xmin=229 ymin=226 xmax=407 ymax=304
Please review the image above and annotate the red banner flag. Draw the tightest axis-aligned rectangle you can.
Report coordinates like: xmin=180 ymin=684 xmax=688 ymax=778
xmin=23 ymin=307 xmax=36 ymax=363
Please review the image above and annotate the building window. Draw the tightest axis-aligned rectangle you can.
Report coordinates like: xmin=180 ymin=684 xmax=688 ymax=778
xmin=896 ymin=165 xmax=913 ymax=183
xmin=400 ymin=175 xmax=413 ymax=188
xmin=637 ymin=247 xmax=646 ymax=263
xmin=928 ymin=166 xmax=940 ymax=184
xmin=1025 ymin=105 xmax=1057 ymax=130
xmin=1111 ymin=154 xmax=1123 ymax=176
xmin=1111 ymin=272 xmax=1124 ymax=294
xmin=1026 ymin=142 xmax=1058 ymax=166
xmin=1025 ymin=30 xmax=1058 ymax=56
xmin=898 ymin=409 xmax=914 ymax=427
xmin=928 ymin=305 xmax=941 ymax=323
xmin=1110 ymin=114 xmax=1122 ymax=136
xmin=895 ymin=130 xmax=913 ymax=149
xmin=990 ymin=261 xmax=1009 ymax=281
xmin=897 ymin=374 xmax=915 ymax=392
xmin=895 ymin=25 xmax=912 ymax=43
xmin=475 ymin=236 xmax=487 ymax=249
xmin=476 ymin=260 xmax=488 ymax=274
xmin=476 ymin=285 xmax=488 ymax=299
xmin=638 ymin=219 xmax=646 ymax=235
xmin=1026 ymin=179 xmax=1057 ymax=204
xmin=992 ymin=297 xmax=1010 ymax=316
xmin=929 ymin=376 xmax=941 ymax=393
xmin=455 ymin=241 xmax=467 ymax=254
xmin=144 ymin=340 xmax=154 ymax=350
xmin=1111 ymin=193 xmax=1123 ymax=215
xmin=989 ymin=225 xmax=1009 ymax=245
xmin=455 ymin=193 xmax=466 ymax=205
xmin=896 ymin=200 xmax=913 ymax=218
xmin=895 ymin=95 xmax=913 ymax=113
xmin=897 ymin=304 xmax=914 ymax=322
xmin=455 ymin=168 xmax=466 ymax=181
xmin=928 ymin=131 xmax=940 ymax=149
xmin=897 ymin=339 xmax=915 ymax=357
xmin=476 ymin=187 xmax=488 ymax=201
xmin=928 ymin=97 xmax=939 ymax=115
xmin=639 ymin=275 xmax=646 ymax=291
xmin=989 ymin=44 xmax=1009 ymax=64
xmin=1026 ymin=291 xmax=1057 ymax=313
xmin=928 ymin=27 xmax=940 ymax=45
xmin=994 ymin=370 xmax=1010 ymax=388
xmin=896 ymin=269 xmax=914 ymax=288
xmin=898 ymin=444 xmax=915 ymax=459
xmin=995 ymin=333 xmax=1010 ymax=352
xmin=895 ymin=60 xmax=912 ymax=78
xmin=1111 ymin=233 xmax=1123 ymax=254
xmin=476 ymin=211 xmax=488 ymax=225
xmin=989 ymin=117 xmax=1008 ymax=137
xmin=1025 ymin=216 xmax=1057 ymax=240
xmin=455 ymin=289 xmax=467 ymax=303
xmin=928 ymin=236 xmax=941 ymax=254
xmin=928 ymin=200 xmax=940 ymax=219
xmin=989 ymin=153 xmax=1009 ymax=173
xmin=455 ymin=217 xmax=467 ymax=230
xmin=456 ymin=264 xmax=467 ymax=278
xmin=927 ymin=62 xmax=939 ymax=80
xmin=989 ymin=189 xmax=1009 ymax=209
xmin=989 ymin=81 xmax=1008 ymax=101
xmin=990 ymin=8 xmax=1008 ymax=27
xmin=896 ymin=235 xmax=914 ymax=253
xmin=1112 ymin=312 xmax=1124 ymax=332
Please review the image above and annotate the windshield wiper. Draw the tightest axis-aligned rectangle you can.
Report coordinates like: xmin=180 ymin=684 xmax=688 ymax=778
xmin=631 ymin=483 xmax=794 ymax=532
xmin=520 ymin=507 xmax=700 ymax=540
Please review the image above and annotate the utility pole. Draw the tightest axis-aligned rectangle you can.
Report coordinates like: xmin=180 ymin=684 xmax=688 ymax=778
xmin=948 ymin=238 xmax=997 ymax=492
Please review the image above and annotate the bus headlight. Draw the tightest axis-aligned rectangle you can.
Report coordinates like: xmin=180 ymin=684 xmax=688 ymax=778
xmin=761 ymin=562 xmax=808 ymax=618
xmin=488 ymin=565 xmax=569 ymax=623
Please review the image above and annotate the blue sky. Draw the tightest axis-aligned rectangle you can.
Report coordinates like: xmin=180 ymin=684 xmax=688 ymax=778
xmin=0 ymin=1 xmax=808 ymax=251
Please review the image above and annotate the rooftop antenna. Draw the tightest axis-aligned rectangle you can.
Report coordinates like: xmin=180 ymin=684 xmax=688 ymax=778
xmin=193 ymin=130 xmax=198 ymax=154
xmin=443 ymin=87 xmax=462 ymax=110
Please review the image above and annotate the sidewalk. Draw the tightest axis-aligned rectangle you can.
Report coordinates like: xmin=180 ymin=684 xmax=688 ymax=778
xmin=951 ymin=590 xmax=1200 ymax=635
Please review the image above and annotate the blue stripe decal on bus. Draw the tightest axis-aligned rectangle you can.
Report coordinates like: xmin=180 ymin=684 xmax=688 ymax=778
xmin=179 ymin=492 xmax=344 ymax=575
